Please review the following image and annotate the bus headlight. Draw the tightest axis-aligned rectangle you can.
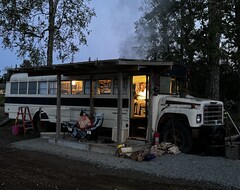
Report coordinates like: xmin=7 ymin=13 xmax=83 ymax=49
xmin=196 ymin=114 xmax=202 ymax=123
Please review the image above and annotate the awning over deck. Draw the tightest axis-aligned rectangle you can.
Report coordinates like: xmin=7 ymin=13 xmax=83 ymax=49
xmin=9 ymin=59 xmax=173 ymax=76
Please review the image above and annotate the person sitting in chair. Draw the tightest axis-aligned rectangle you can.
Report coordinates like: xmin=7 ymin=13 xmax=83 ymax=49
xmin=77 ymin=111 xmax=92 ymax=130
xmin=135 ymin=83 xmax=146 ymax=115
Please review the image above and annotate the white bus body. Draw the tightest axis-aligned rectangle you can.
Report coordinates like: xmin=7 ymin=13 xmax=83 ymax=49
xmin=4 ymin=60 xmax=225 ymax=153
xmin=5 ymin=73 xmax=131 ymax=141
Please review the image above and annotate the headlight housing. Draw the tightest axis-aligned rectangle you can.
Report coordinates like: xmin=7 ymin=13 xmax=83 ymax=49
xmin=196 ymin=114 xmax=202 ymax=123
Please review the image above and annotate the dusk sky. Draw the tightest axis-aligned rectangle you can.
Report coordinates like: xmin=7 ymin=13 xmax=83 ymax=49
xmin=0 ymin=0 xmax=142 ymax=75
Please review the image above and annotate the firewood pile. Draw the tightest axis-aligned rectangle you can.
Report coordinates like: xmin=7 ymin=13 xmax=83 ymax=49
xmin=115 ymin=142 xmax=181 ymax=161
xmin=150 ymin=142 xmax=181 ymax=156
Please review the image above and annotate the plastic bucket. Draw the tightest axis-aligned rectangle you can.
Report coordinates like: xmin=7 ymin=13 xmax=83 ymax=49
xmin=12 ymin=125 xmax=20 ymax=136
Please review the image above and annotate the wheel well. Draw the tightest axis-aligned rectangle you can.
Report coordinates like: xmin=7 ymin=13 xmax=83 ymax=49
xmin=157 ymin=113 xmax=189 ymax=132
xmin=157 ymin=113 xmax=193 ymax=153
xmin=33 ymin=111 xmax=50 ymax=132
xmin=33 ymin=111 xmax=49 ymax=123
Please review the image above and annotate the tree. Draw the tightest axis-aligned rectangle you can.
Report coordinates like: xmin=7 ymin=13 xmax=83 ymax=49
xmin=204 ymin=0 xmax=223 ymax=100
xmin=234 ymin=0 xmax=240 ymax=113
xmin=135 ymin=0 xmax=196 ymax=63
xmin=0 ymin=66 xmax=12 ymax=82
xmin=135 ymin=0 xmax=182 ymax=61
xmin=135 ymin=0 xmax=227 ymax=100
xmin=0 ymin=0 xmax=95 ymax=66
xmin=20 ymin=60 xmax=33 ymax=68
xmin=222 ymin=0 xmax=240 ymax=113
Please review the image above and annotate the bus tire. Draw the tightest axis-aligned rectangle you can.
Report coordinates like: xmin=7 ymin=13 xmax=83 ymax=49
xmin=159 ymin=119 xmax=193 ymax=153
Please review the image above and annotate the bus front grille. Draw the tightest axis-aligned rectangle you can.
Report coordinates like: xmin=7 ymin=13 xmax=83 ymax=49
xmin=203 ymin=104 xmax=223 ymax=125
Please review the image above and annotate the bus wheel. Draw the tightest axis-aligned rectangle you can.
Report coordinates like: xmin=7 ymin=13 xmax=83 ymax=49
xmin=160 ymin=121 xmax=193 ymax=153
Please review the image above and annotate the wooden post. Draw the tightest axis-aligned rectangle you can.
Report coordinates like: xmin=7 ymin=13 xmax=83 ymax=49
xmin=90 ymin=75 xmax=94 ymax=119
xmin=117 ymin=72 xmax=123 ymax=143
xmin=147 ymin=69 xmax=154 ymax=142
xmin=56 ymin=73 xmax=61 ymax=140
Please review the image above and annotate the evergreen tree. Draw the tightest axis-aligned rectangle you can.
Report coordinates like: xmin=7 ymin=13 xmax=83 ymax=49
xmin=221 ymin=0 xmax=240 ymax=112
xmin=135 ymin=0 xmax=229 ymax=100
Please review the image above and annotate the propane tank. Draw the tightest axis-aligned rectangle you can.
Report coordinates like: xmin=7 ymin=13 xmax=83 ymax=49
xmin=154 ymin=132 xmax=160 ymax=145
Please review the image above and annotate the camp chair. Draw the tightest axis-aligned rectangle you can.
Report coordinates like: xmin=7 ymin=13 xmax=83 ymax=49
xmin=62 ymin=112 xmax=104 ymax=142
xmin=87 ymin=113 xmax=104 ymax=141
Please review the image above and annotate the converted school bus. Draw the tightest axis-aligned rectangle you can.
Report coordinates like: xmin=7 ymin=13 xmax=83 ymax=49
xmin=5 ymin=59 xmax=225 ymax=152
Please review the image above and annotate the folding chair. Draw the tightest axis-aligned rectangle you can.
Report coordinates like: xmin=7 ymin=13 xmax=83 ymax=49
xmin=87 ymin=113 xmax=104 ymax=141
xmin=62 ymin=112 xmax=104 ymax=142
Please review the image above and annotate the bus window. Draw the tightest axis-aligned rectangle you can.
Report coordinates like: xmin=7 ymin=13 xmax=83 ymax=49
xmin=97 ymin=80 xmax=111 ymax=94
xmin=11 ymin=82 xmax=18 ymax=94
xmin=159 ymin=76 xmax=172 ymax=94
xmin=28 ymin=81 xmax=37 ymax=94
xmin=159 ymin=77 xmax=181 ymax=95
xmin=171 ymin=78 xmax=177 ymax=94
xmin=61 ymin=81 xmax=70 ymax=94
xmin=19 ymin=82 xmax=27 ymax=94
xmin=71 ymin=80 xmax=83 ymax=94
xmin=113 ymin=80 xmax=118 ymax=94
xmin=38 ymin=81 xmax=48 ymax=95
xmin=113 ymin=79 xmax=128 ymax=95
xmin=84 ymin=80 xmax=91 ymax=95
xmin=49 ymin=81 xmax=57 ymax=95
xmin=123 ymin=79 xmax=128 ymax=95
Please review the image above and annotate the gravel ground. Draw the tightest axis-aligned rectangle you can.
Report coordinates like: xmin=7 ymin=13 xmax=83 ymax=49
xmin=11 ymin=137 xmax=240 ymax=189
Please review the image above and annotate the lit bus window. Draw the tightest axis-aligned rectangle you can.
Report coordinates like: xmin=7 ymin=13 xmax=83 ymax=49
xmin=38 ymin=81 xmax=48 ymax=95
xmin=49 ymin=81 xmax=57 ymax=95
xmin=71 ymin=80 xmax=83 ymax=94
xmin=61 ymin=81 xmax=70 ymax=94
xmin=19 ymin=82 xmax=27 ymax=94
xmin=11 ymin=82 xmax=18 ymax=94
xmin=28 ymin=82 xmax=37 ymax=94
xmin=97 ymin=80 xmax=111 ymax=94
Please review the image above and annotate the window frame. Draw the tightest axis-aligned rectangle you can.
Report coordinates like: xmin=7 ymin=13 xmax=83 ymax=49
xmin=19 ymin=82 xmax=27 ymax=94
xmin=10 ymin=82 xmax=19 ymax=94
xmin=28 ymin=81 xmax=37 ymax=95
xmin=38 ymin=81 xmax=48 ymax=95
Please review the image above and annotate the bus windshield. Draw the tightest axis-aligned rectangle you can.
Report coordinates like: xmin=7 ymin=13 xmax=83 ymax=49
xmin=160 ymin=76 xmax=188 ymax=95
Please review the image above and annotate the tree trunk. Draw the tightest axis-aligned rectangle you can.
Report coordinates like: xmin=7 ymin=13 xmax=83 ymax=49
xmin=235 ymin=0 xmax=240 ymax=114
xmin=47 ymin=0 xmax=57 ymax=67
xmin=206 ymin=0 xmax=221 ymax=100
xmin=208 ymin=65 xmax=220 ymax=100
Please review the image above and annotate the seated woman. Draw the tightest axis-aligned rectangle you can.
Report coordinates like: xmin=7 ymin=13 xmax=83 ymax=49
xmin=77 ymin=111 xmax=92 ymax=130
xmin=135 ymin=83 xmax=146 ymax=115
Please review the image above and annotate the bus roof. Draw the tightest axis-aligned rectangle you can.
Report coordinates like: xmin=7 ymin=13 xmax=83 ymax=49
xmin=8 ymin=58 xmax=173 ymax=76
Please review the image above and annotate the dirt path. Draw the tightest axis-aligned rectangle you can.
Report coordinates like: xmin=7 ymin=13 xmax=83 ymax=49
xmin=1 ymin=145 xmax=208 ymax=190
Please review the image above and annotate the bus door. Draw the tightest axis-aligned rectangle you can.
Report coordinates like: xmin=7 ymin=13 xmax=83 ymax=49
xmin=129 ymin=75 xmax=148 ymax=140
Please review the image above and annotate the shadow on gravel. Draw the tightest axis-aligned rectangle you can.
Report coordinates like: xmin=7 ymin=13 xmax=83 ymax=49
xmin=0 ymin=119 xmax=39 ymax=145
xmin=190 ymin=141 xmax=225 ymax=158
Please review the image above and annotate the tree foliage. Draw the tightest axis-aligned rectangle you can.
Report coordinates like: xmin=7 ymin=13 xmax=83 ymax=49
xmin=135 ymin=0 xmax=240 ymax=102
xmin=0 ymin=0 xmax=95 ymax=66
xmin=135 ymin=0 xmax=196 ymax=63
